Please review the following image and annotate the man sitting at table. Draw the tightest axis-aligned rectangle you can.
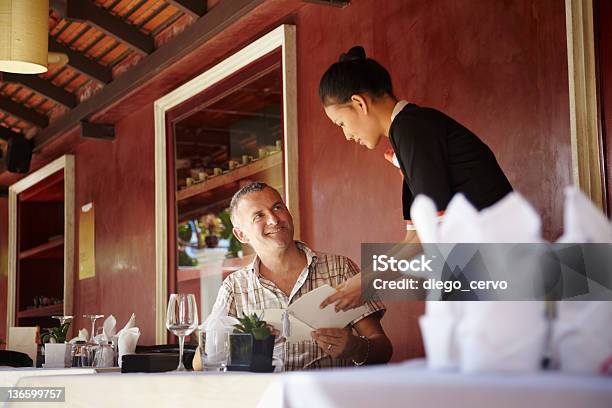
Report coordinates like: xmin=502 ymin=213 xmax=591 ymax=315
xmin=211 ymin=182 xmax=392 ymax=370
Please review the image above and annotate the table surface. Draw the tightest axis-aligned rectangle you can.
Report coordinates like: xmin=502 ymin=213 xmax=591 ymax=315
xmin=0 ymin=367 xmax=95 ymax=387
xmin=2 ymin=360 xmax=611 ymax=408
xmin=6 ymin=370 xmax=276 ymax=408
xmin=257 ymin=359 xmax=612 ymax=408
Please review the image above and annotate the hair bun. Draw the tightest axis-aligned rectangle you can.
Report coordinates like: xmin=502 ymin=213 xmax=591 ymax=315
xmin=339 ymin=46 xmax=366 ymax=62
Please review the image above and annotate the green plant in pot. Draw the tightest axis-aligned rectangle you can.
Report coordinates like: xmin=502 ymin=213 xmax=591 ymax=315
xmin=230 ymin=313 xmax=275 ymax=372
xmin=42 ymin=322 xmax=72 ymax=368
xmin=41 ymin=322 xmax=71 ymax=344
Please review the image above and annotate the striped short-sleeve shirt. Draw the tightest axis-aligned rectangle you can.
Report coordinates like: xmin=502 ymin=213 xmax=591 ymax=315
xmin=211 ymin=241 xmax=385 ymax=371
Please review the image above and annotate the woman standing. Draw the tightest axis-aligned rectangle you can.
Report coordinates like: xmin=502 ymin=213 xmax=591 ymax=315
xmin=319 ymin=46 xmax=513 ymax=310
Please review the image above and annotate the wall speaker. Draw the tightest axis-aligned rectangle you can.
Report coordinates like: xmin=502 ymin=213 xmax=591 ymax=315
xmin=6 ymin=136 xmax=33 ymax=173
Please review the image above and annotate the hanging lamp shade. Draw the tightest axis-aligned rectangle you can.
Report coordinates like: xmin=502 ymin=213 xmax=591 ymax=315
xmin=0 ymin=0 xmax=49 ymax=74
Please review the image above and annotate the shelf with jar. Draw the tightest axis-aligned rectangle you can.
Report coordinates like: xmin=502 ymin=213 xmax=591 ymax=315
xmin=177 ymin=149 xmax=282 ymax=202
xmin=17 ymin=302 xmax=64 ymax=319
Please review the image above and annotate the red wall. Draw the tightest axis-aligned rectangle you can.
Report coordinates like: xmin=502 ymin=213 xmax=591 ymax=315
xmin=0 ymin=0 xmax=572 ymax=361
xmin=295 ymin=0 xmax=570 ymax=360
xmin=71 ymin=104 xmax=157 ymax=344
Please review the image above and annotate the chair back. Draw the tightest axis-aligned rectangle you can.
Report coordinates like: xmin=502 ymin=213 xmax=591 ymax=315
xmin=7 ymin=327 xmax=39 ymax=366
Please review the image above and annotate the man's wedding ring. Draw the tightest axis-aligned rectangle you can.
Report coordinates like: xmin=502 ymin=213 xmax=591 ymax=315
xmin=327 ymin=344 xmax=333 ymax=351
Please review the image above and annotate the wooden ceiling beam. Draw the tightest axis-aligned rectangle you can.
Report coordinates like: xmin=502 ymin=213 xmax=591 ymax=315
xmin=35 ymin=0 xmax=265 ymax=151
xmin=167 ymin=0 xmax=208 ymax=18
xmin=48 ymin=36 xmax=113 ymax=84
xmin=0 ymin=96 xmax=49 ymax=128
xmin=80 ymin=120 xmax=115 ymax=141
xmin=52 ymin=0 xmax=155 ymax=54
xmin=0 ymin=73 xmax=77 ymax=108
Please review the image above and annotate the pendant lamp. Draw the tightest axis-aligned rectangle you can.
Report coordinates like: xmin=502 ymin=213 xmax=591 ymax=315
xmin=0 ymin=0 xmax=49 ymax=74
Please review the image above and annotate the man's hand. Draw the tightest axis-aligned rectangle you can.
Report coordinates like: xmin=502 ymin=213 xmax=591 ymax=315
xmin=266 ymin=324 xmax=281 ymax=343
xmin=311 ymin=328 xmax=365 ymax=360
xmin=319 ymin=273 xmax=363 ymax=312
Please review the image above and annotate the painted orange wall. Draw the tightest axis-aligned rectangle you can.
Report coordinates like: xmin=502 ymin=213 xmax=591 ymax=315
xmin=0 ymin=0 xmax=572 ymax=361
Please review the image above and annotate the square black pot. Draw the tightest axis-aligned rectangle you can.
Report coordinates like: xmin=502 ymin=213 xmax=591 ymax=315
xmin=228 ymin=333 xmax=275 ymax=372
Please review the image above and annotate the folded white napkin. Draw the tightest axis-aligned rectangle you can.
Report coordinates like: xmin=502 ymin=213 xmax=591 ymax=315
xmin=557 ymin=186 xmax=612 ymax=243
xmin=118 ymin=327 xmax=140 ymax=368
xmin=553 ymin=187 xmax=612 ymax=374
xmin=118 ymin=313 xmax=136 ymax=333
xmin=69 ymin=328 xmax=89 ymax=343
xmin=457 ymin=301 xmax=547 ymax=373
xmin=412 ymin=192 xmax=542 ymax=244
xmin=418 ymin=301 xmax=463 ymax=370
xmin=102 ymin=315 xmax=116 ymax=341
xmin=412 ymin=192 xmax=547 ymax=373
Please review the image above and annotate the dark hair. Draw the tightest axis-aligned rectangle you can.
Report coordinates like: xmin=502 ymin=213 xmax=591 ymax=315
xmin=229 ymin=181 xmax=271 ymax=224
xmin=319 ymin=46 xmax=394 ymax=106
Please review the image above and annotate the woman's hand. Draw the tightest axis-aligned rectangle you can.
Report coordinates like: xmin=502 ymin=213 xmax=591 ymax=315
xmin=320 ymin=273 xmax=363 ymax=312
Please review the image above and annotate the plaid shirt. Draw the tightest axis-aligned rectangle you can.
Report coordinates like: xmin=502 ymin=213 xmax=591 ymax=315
xmin=211 ymin=241 xmax=385 ymax=371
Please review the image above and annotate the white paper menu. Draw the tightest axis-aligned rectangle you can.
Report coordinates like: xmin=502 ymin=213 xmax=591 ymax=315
xmin=255 ymin=285 xmax=370 ymax=342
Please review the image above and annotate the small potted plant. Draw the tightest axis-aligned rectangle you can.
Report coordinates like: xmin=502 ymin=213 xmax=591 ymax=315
xmin=229 ymin=313 xmax=275 ymax=372
xmin=42 ymin=322 xmax=72 ymax=368
xmin=199 ymin=214 xmax=225 ymax=248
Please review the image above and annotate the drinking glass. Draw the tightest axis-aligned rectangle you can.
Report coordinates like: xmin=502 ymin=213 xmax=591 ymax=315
xmin=83 ymin=314 xmax=104 ymax=344
xmin=200 ymin=330 xmax=229 ymax=371
xmin=51 ymin=315 xmax=73 ymax=326
xmin=166 ymin=294 xmax=198 ymax=371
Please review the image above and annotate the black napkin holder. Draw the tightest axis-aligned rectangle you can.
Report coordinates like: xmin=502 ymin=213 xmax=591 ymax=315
xmin=121 ymin=345 xmax=195 ymax=373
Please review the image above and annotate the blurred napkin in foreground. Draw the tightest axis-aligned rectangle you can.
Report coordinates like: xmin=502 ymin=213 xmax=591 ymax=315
xmin=554 ymin=187 xmax=612 ymax=375
xmin=457 ymin=301 xmax=547 ymax=373
xmin=412 ymin=192 xmax=547 ymax=373
xmin=418 ymin=301 xmax=462 ymax=370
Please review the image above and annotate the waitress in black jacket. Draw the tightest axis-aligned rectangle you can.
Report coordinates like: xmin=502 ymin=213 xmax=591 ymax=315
xmin=319 ymin=46 xmax=513 ymax=311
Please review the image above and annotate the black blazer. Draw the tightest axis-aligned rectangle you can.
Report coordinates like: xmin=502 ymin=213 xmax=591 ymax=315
xmin=389 ymin=103 xmax=513 ymax=220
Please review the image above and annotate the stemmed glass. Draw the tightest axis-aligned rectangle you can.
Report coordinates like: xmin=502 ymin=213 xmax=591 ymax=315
xmin=166 ymin=294 xmax=198 ymax=371
xmin=83 ymin=314 xmax=105 ymax=343
xmin=51 ymin=315 xmax=73 ymax=326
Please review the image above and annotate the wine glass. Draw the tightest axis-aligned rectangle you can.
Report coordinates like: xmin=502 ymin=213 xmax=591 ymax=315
xmin=166 ymin=294 xmax=198 ymax=371
xmin=83 ymin=314 xmax=104 ymax=344
xmin=51 ymin=315 xmax=73 ymax=326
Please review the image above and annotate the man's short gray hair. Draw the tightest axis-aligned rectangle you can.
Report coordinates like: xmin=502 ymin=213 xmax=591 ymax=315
xmin=229 ymin=181 xmax=271 ymax=225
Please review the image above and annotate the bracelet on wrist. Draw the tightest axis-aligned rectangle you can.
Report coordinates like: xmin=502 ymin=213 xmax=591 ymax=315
xmin=352 ymin=335 xmax=370 ymax=366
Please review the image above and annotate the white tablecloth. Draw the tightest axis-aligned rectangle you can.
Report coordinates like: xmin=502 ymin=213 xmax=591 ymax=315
xmin=9 ymin=371 xmax=276 ymax=408
xmin=3 ymin=361 xmax=611 ymax=408
xmin=258 ymin=360 xmax=612 ymax=408
xmin=0 ymin=367 xmax=94 ymax=387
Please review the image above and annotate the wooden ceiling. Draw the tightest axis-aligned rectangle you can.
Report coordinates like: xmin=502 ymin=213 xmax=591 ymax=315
xmin=0 ymin=0 xmax=351 ymax=181
xmin=0 ymin=0 xmax=215 ymax=147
